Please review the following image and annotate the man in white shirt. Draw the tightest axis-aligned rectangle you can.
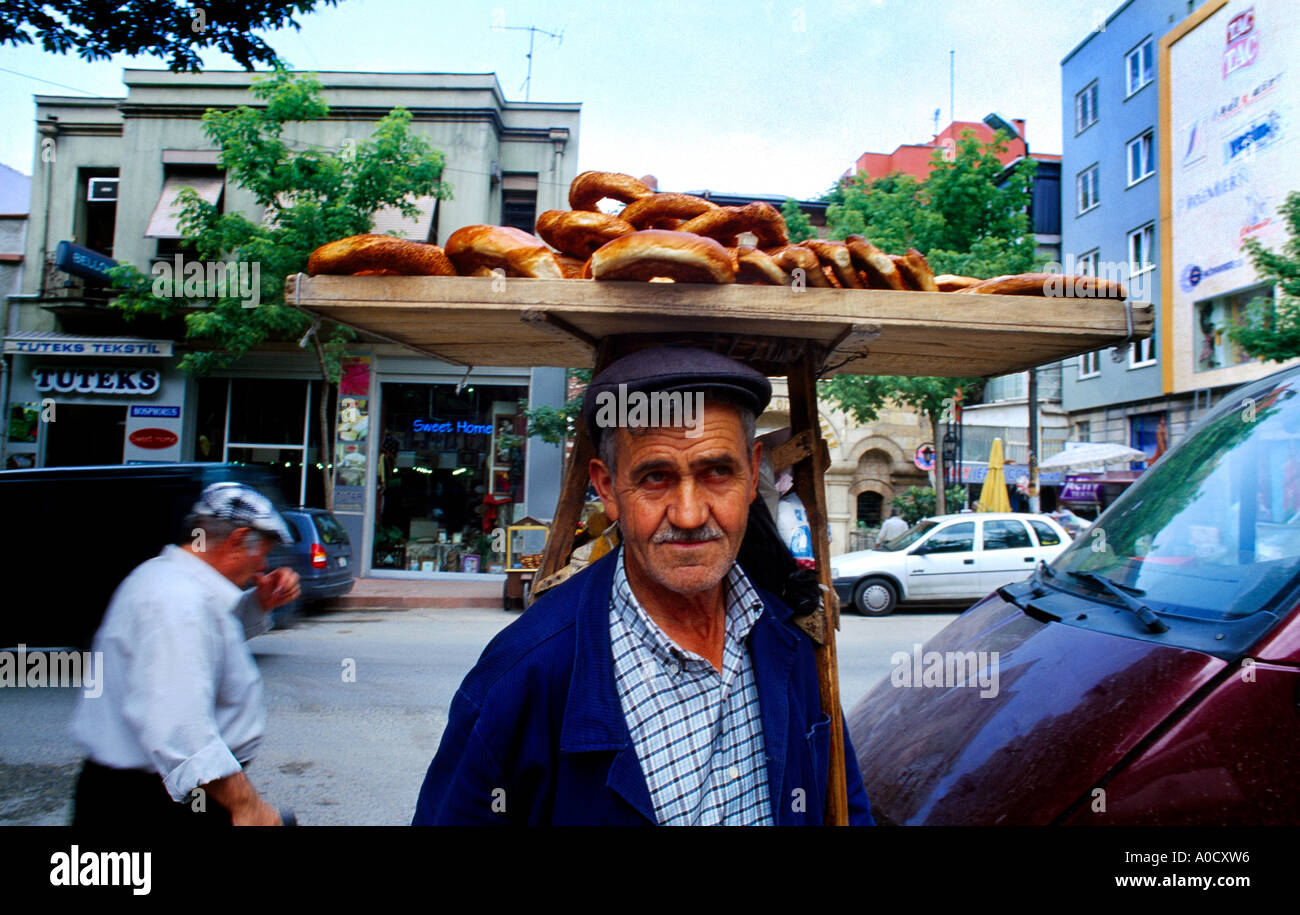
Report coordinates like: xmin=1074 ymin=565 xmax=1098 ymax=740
xmin=876 ymin=509 xmax=909 ymax=547
xmin=71 ymin=482 xmax=300 ymax=826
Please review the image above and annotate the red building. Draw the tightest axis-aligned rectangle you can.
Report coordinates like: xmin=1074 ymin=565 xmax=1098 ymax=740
xmin=848 ymin=119 xmax=1057 ymax=181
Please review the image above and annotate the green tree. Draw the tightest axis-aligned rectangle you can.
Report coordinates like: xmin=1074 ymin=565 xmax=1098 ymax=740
xmin=818 ymin=130 xmax=1032 ymax=514
xmin=826 ymin=129 xmax=1038 ymax=277
xmin=522 ymin=368 xmax=591 ymax=446
xmin=820 ymin=374 xmax=983 ymax=516
xmin=893 ymin=485 xmax=969 ymax=525
xmin=780 ymin=198 xmax=816 ymax=243
xmin=0 ymin=0 xmax=340 ymax=70
xmin=1229 ymin=191 xmax=1300 ymax=361
xmin=108 ymin=67 xmax=451 ymax=508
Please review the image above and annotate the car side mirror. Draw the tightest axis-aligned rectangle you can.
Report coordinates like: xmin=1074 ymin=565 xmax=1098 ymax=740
xmin=909 ymin=543 xmax=930 ymax=555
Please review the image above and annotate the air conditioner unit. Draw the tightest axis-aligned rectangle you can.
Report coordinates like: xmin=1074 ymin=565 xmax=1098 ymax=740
xmin=87 ymin=177 xmax=119 ymax=203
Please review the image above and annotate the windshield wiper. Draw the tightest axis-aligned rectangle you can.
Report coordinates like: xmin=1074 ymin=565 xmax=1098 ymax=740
xmin=1067 ymin=571 xmax=1169 ymax=634
xmin=997 ymin=560 xmax=1055 ymax=610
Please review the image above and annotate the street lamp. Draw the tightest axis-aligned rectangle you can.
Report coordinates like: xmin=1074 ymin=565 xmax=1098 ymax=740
xmin=982 ymin=113 xmax=1040 ymax=512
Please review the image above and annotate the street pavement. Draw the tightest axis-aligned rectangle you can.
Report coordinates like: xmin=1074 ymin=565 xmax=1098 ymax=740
xmin=0 ymin=603 xmax=955 ymax=826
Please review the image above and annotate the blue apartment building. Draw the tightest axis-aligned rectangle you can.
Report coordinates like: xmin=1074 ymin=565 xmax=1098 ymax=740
xmin=1060 ymin=0 xmax=1206 ymax=460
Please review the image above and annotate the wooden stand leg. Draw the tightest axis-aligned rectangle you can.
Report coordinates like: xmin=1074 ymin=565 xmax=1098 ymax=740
xmin=533 ymin=341 xmax=617 ymax=592
xmin=787 ymin=351 xmax=849 ymax=826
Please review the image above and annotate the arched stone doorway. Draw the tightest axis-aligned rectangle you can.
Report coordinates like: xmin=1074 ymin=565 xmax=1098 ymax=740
xmin=848 ymin=450 xmax=895 ymax=550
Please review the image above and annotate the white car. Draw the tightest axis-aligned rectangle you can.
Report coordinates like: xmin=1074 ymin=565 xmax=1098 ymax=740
xmin=830 ymin=512 xmax=1073 ymax=616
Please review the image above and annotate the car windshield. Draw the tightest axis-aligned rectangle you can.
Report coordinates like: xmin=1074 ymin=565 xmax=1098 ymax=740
xmin=1053 ymin=374 xmax=1300 ymax=621
xmin=876 ymin=520 xmax=936 ymax=551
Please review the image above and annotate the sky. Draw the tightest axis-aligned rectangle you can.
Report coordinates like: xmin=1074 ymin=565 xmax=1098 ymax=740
xmin=0 ymin=0 xmax=1116 ymax=200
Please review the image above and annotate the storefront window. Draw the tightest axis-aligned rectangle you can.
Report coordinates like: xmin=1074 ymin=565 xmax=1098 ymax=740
xmin=373 ymin=382 xmax=527 ymax=573
xmin=1195 ymin=284 xmax=1272 ymax=372
xmin=194 ymin=377 xmax=227 ymax=461
xmin=228 ymin=378 xmax=308 ymax=445
xmin=45 ymin=404 xmax=125 ymax=466
xmin=209 ymin=377 xmax=334 ymax=506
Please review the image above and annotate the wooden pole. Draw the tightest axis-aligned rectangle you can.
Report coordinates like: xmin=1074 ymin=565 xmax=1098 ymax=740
xmin=787 ymin=350 xmax=849 ymax=825
xmin=534 ymin=340 xmax=616 ymax=586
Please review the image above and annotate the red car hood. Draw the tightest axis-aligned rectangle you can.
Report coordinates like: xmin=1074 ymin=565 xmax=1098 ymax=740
xmin=848 ymin=595 xmax=1225 ymax=825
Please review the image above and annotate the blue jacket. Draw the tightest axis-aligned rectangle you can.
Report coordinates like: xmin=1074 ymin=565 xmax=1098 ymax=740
xmin=412 ymin=546 xmax=874 ymax=825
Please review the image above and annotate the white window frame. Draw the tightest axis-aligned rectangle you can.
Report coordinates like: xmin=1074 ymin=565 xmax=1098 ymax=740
xmin=1075 ymin=80 xmax=1099 ymax=134
xmin=1126 ymin=37 xmax=1154 ymax=97
xmin=1130 ymin=334 xmax=1156 ymax=368
xmin=1079 ymin=351 xmax=1101 ymax=379
xmin=1077 ymin=249 xmax=1099 ymax=276
xmin=1126 ymin=130 xmax=1155 ymax=186
xmin=221 ymin=378 xmax=315 ymax=506
xmin=1128 ymin=222 xmax=1155 ymax=279
xmin=1076 ymin=164 xmax=1100 ymax=215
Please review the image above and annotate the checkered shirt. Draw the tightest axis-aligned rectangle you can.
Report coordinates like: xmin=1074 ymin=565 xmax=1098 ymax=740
xmin=609 ymin=549 xmax=774 ymax=825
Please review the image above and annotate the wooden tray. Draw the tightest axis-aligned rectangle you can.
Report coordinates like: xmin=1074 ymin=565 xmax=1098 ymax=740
xmin=286 ymin=274 xmax=1153 ymax=378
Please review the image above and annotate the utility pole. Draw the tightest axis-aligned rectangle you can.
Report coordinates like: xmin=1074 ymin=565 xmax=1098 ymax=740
xmin=1028 ymin=366 xmax=1040 ymax=512
xmin=981 ymin=111 xmax=1038 ymax=512
xmin=949 ymin=50 xmax=955 ymax=125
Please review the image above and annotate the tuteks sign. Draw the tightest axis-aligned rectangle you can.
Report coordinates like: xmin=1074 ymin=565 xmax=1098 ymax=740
xmin=33 ymin=367 xmax=161 ymax=395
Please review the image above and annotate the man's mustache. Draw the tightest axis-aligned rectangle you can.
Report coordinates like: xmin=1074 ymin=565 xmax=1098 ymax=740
xmin=652 ymin=523 xmax=724 ymax=544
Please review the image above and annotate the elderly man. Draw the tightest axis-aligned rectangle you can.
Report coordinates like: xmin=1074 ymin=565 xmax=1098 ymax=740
xmin=876 ymin=509 xmax=908 ymax=547
xmin=71 ymin=482 xmax=300 ymax=826
xmin=413 ymin=347 xmax=873 ymax=825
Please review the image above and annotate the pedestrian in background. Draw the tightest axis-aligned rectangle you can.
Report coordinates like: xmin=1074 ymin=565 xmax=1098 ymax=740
xmin=70 ymin=482 xmax=300 ymax=826
xmin=876 ymin=508 xmax=908 ymax=547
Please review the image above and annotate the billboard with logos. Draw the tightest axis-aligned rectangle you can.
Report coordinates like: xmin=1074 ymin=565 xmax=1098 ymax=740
xmin=1162 ymin=0 xmax=1300 ymax=394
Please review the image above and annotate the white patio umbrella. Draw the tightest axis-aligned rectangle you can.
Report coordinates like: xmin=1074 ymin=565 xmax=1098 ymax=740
xmin=1038 ymin=442 xmax=1150 ymax=471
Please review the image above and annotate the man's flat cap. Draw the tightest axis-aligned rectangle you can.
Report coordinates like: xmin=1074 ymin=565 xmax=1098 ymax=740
xmin=582 ymin=346 xmax=771 ymax=444
xmin=190 ymin=481 xmax=293 ymax=543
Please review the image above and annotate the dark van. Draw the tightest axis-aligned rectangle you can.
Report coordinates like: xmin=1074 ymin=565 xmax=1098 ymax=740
xmin=0 ymin=463 xmax=289 ymax=649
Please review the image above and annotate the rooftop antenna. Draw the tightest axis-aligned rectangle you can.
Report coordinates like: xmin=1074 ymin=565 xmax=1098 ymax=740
xmin=949 ymin=49 xmax=955 ymax=125
xmin=498 ymin=23 xmax=564 ymax=101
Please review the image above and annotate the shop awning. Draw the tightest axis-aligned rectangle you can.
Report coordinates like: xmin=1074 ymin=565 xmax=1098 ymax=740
xmin=3 ymin=331 xmax=174 ymax=357
xmin=145 ymin=176 xmax=225 ymax=238
xmin=369 ymin=195 xmax=439 ymax=242
xmin=1038 ymin=441 xmax=1149 ymax=471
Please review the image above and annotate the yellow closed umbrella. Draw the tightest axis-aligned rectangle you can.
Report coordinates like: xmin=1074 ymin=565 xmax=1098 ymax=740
xmin=978 ymin=437 xmax=1011 ymax=513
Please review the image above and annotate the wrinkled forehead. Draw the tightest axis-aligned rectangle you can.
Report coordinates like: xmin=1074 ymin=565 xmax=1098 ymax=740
xmin=614 ymin=399 xmax=750 ymax=454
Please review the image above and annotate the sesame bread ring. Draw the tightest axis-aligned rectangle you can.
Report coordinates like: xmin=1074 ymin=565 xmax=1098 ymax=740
xmin=444 ymin=225 xmax=564 ymax=279
xmin=890 ymin=249 xmax=938 ymax=292
xmin=307 ymin=234 xmax=457 ymax=276
xmin=934 ymin=274 xmax=983 ymax=292
xmin=734 ymin=246 xmax=789 ymax=286
xmin=765 ymin=245 xmax=833 ymax=287
xmin=535 ymin=209 xmax=635 ymax=259
xmin=590 ymin=230 xmax=736 ymax=284
xmin=568 ymin=171 xmax=654 ymax=211
xmin=956 ymin=273 xmax=1128 ymax=298
xmin=800 ymin=239 xmax=863 ymax=288
xmin=554 ymin=254 xmax=587 ymax=279
xmin=618 ymin=193 xmax=718 ymax=230
xmin=844 ymin=236 xmax=907 ymax=290
xmin=677 ymin=201 xmax=790 ymax=249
